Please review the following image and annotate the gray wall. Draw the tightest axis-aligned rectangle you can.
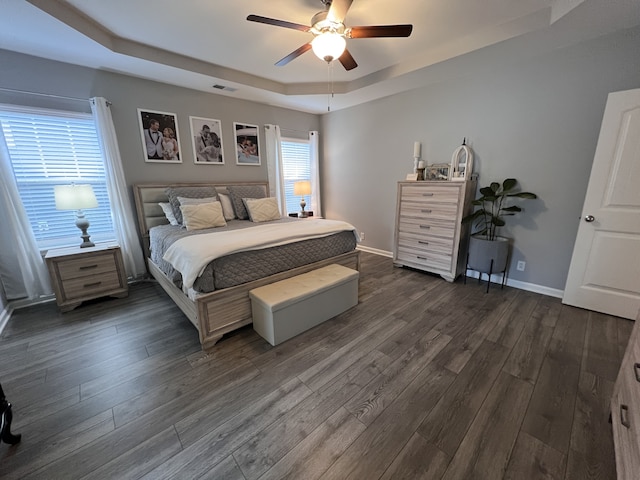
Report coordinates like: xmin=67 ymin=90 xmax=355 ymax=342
xmin=0 ymin=49 xmax=319 ymax=187
xmin=322 ymin=26 xmax=640 ymax=291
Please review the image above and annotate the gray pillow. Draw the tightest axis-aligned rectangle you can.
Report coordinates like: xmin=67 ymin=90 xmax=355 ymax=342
xmin=165 ymin=186 xmax=218 ymax=225
xmin=227 ymin=185 xmax=266 ymax=220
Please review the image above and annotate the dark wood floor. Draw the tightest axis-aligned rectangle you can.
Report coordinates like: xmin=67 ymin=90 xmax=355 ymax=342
xmin=0 ymin=252 xmax=629 ymax=479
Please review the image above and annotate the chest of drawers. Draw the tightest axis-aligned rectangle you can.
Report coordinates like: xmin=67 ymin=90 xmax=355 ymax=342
xmin=612 ymin=312 xmax=640 ymax=479
xmin=393 ymin=181 xmax=476 ymax=282
xmin=45 ymin=243 xmax=128 ymax=311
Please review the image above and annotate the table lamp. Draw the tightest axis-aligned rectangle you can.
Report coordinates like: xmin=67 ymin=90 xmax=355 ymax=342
xmin=293 ymin=180 xmax=311 ymax=218
xmin=54 ymin=184 xmax=98 ymax=248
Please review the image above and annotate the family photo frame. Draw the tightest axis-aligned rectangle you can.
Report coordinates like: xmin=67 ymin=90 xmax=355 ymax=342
xmin=426 ymin=163 xmax=451 ymax=181
xmin=234 ymin=122 xmax=261 ymax=165
xmin=189 ymin=116 xmax=224 ymax=164
xmin=137 ymin=108 xmax=182 ymax=163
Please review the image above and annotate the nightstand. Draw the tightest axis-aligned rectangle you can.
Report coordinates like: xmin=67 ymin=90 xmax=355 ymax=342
xmin=45 ymin=243 xmax=128 ymax=312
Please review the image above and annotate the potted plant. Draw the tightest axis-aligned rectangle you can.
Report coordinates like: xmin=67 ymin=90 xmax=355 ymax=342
xmin=462 ymin=178 xmax=537 ymax=274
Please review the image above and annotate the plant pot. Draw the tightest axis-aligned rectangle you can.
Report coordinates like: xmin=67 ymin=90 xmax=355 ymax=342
xmin=467 ymin=235 xmax=510 ymax=274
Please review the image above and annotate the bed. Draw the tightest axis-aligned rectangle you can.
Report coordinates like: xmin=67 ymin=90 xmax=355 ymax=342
xmin=133 ymin=182 xmax=360 ymax=350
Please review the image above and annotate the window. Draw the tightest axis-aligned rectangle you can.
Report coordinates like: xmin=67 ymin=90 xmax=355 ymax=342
xmin=0 ymin=105 xmax=115 ymax=250
xmin=281 ymin=137 xmax=311 ymax=214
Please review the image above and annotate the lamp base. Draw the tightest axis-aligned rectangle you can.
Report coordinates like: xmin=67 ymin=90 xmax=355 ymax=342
xmin=76 ymin=210 xmax=95 ymax=248
xmin=299 ymin=197 xmax=308 ymax=218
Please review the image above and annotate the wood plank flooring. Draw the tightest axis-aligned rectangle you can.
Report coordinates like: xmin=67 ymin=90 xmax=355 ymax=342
xmin=0 ymin=252 xmax=630 ymax=479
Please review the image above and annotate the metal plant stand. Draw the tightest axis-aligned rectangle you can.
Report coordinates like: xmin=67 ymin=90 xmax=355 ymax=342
xmin=464 ymin=253 xmax=509 ymax=293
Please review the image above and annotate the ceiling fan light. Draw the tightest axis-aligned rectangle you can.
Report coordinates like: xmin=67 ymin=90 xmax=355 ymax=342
xmin=311 ymin=32 xmax=346 ymax=63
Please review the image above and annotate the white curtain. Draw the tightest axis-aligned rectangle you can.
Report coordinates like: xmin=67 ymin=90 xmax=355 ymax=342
xmin=264 ymin=124 xmax=287 ymax=215
xmin=91 ymin=97 xmax=146 ymax=278
xmin=0 ymin=128 xmax=52 ymax=300
xmin=309 ymin=131 xmax=322 ymax=217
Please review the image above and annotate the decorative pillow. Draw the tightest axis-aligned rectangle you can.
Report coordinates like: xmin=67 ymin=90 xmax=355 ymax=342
xmin=177 ymin=196 xmax=218 ymax=206
xmin=165 ymin=186 xmax=217 ymax=225
xmin=243 ymin=197 xmax=281 ymax=223
xmin=158 ymin=202 xmax=179 ymax=226
xmin=180 ymin=202 xmax=226 ymax=231
xmin=227 ymin=185 xmax=266 ymax=220
xmin=217 ymin=193 xmax=236 ymax=221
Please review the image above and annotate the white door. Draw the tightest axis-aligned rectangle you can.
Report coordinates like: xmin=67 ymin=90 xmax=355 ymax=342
xmin=563 ymin=89 xmax=640 ymax=320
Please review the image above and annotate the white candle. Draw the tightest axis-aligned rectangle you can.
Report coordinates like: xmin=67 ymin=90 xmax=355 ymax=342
xmin=413 ymin=141 xmax=421 ymax=158
xmin=418 ymin=160 xmax=425 ymax=168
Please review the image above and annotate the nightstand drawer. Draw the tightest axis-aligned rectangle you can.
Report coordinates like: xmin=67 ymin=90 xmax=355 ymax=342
xmin=57 ymin=252 xmax=119 ymax=281
xmin=60 ymin=271 xmax=123 ymax=300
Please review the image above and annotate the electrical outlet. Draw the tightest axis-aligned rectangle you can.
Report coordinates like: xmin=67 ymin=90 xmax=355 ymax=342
xmin=516 ymin=261 xmax=526 ymax=271
xmin=360 ymin=232 xmax=365 ymax=240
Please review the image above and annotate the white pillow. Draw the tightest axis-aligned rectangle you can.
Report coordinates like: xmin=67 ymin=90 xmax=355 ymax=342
xmin=218 ymin=193 xmax=236 ymax=221
xmin=243 ymin=197 xmax=281 ymax=223
xmin=159 ymin=202 xmax=179 ymax=226
xmin=180 ymin=202 xmax=226 ymax=231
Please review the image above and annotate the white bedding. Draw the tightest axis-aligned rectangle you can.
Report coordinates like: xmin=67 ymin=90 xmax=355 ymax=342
xmin=163 ymin=219 xmax=359 ymax=290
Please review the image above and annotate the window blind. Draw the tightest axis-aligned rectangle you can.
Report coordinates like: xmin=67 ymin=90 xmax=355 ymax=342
xmin=281 ymin=138 xmax=311 ymax=215
xmin=0 ymin=107 xmax=115 ymax=249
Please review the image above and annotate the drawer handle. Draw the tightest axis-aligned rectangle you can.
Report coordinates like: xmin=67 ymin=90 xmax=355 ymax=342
xmin=621 ymin=404 xmax=631 ymax=428
xmin=418 ymin=240 xmax=429 ymax=245
xmin=421 ymin=209 xmax=432 ymax=213
xmin=417 ymin=256 xmax=427 ymax=260
xmin=79 ymin=264 xmax=99 ymax=270
xmin=419 ymin=225 xmax=431 ymax=229
xmin=422 ymin=193 xmax=434 ymax=197
xmin=635 ymin=363 xmax=640 ymax=382
xmin=83 ymin=281 xmax=102 ymax=288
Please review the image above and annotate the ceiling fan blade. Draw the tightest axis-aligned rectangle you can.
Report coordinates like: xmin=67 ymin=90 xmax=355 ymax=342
xmin=348 ymin=24 xmax=413 ymax=38
xmin=327 ymin=0 xmax=353 ymax=23
xmin=247 ymin=14 xmax=310 ymax=32
xmin=275 ymin=43 xmax=312 ymax=66
xmin=338 ymin=49 xmax=358 ymax=71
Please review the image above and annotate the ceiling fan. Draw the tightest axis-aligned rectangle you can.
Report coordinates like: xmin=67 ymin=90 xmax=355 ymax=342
xmin=247 ymin=0 xmax=413 ymax=71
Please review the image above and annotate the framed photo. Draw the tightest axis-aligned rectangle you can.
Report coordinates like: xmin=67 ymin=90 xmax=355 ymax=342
xmin=138 ymin=109 xmax=182 ymax=163
xmin=190 ymin=116 xmax=224 ymax=164
xmin=234 ymin=122 xmax=261 ymax=165
xmin=426 ymin=163 xmax=451 ymax=181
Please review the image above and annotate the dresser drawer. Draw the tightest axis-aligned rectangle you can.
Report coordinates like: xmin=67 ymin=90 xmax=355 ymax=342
xmin=57 ymin=252 xmax=119 ymax=281
xmin=401 ymin=185 xmax=461 ymax=204
xmin=398 ymin=218 xmax=456 ymax=239
xmin=396 ymin=248 xmax=453 ymax=272
xmin=399 ymin=201 xmax=459 ymax=220
xmin=60 ymin=271 xmax=123 ymax=301
xmin=612 ymin=380 xmax=640 ymax=480
xmin=397 ymin=231 xmax=455 ymax=255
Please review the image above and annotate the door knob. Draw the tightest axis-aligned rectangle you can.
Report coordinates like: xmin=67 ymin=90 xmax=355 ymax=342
xmin=584 ymin=215 xmax=595 ymax=222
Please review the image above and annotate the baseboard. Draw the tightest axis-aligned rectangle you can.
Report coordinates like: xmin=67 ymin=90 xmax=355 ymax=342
xmin=356 ymin=247 xmax=563 ymax=298
xmin=356 ymin=245 xmax=393 ymax=258
xmin=464 ymin=270 xmax=564 ymax=298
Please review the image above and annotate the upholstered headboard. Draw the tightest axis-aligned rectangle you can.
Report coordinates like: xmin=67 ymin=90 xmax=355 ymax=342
xmin=133 ymin=181 xmax=269 ymax=259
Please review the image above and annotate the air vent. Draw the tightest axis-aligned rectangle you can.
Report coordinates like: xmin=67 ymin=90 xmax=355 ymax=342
xmin=212 ymin=84 xmax=238 ymax=92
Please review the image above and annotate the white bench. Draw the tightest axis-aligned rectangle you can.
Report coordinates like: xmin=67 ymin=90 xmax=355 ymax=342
xmin=249 ymin=264 xmax=359 ymax=346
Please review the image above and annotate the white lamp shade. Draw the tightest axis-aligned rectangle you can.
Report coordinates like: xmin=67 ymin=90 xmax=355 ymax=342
xmin=311 ymin=32 xmax=346 ymax=62
xmin=54 ymin=184 xmax=98 ymax=210
xmin=293 ymin=180 xmax=312 ymax=196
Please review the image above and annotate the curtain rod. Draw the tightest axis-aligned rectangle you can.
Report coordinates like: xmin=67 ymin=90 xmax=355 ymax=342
xmin=0 ymin=87 xmax=89 ymax=103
